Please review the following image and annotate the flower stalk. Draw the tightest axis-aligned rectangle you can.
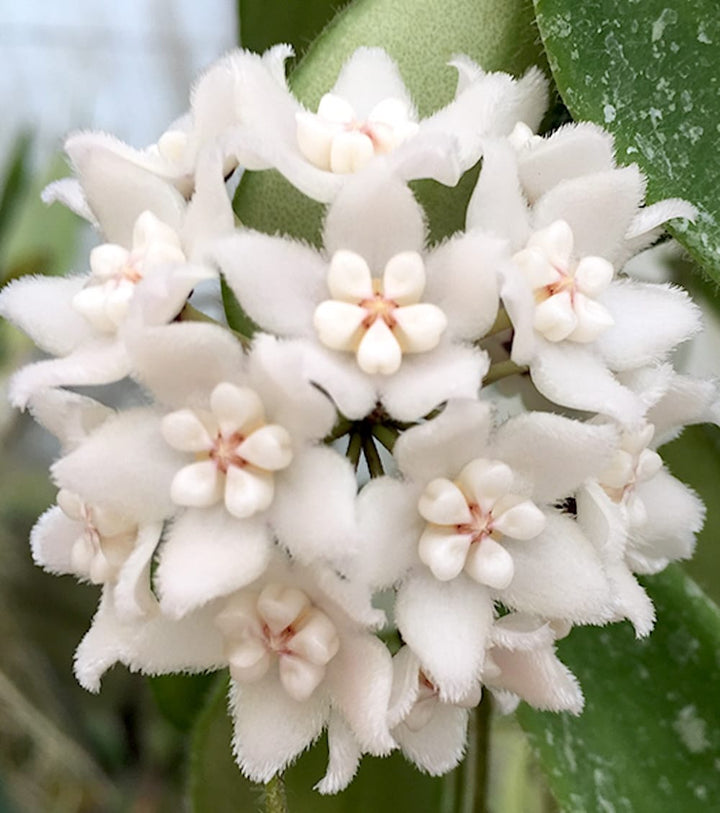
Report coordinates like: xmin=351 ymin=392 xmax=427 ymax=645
xmin=263 ymin=774 xmax=288 ymax=813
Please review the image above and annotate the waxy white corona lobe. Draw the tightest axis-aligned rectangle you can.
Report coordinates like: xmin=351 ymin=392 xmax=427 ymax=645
xmin=513 ymin=219 xmax=615 ymax=344
xmin=216 ymin=584 xmax=340 ymax=702
xmin=161 ymin=382 xmax=293 ymax=518
xmin=57 ymin=489 xmax=138 ymax=584
xmin=313 ymin=249 xmax=447 ymax=374
xmin=417 ymin=459 xmax=546 ymax=588
xmin=73 ymin=211 xmax=186 ymax=332
xmin=296 ymin=93 xmax=419 ymax=174
xmin=598 ymin=423 xmax=663 ymax=526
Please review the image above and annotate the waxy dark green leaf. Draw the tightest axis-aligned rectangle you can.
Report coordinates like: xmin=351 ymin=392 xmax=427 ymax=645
xmin=534 ymin=0 xmax=720 ymax=281
xmin=518 ymin=566 xmax=720 ymax=812
xmin=238 ymin=0 xmax=341 ymax=59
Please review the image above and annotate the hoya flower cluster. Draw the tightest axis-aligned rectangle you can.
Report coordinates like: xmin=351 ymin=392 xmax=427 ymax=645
xmin=2 ymin=45 xmax=715 ymax=793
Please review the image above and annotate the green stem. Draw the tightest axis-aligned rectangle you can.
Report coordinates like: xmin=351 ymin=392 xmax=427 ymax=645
xmin=457 ymin=698 xmax=491 ymax=813
xmin=263 ymin=775 xmax=288 ymax=813
xmin=486 ymin=307 xmax=512 ymax=337
xmin=178 ymin=302 xmax=251 ymax=348
xmin=362 ymin=433 xmax=385 ymax=478
xmin=371 ymin=423 xmax=398 ymax=452
xmin=346 ymin=431 xmax=363 ymax=469
xmin=482 ymin=359 xmax=528 ymax=386
xmin=324 ymin=415 xmax=353 ymax=443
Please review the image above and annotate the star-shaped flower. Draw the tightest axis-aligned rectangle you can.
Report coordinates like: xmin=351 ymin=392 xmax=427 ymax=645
xmin=214 ymin=171 xmax=501 ymax=421
xmin=467 ymin=124 xmax=700 ymax=425
xmin=356 ymin=398 xmax=617 ymax=701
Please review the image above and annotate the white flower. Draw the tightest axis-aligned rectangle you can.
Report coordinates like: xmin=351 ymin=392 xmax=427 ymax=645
xmin=214 ymin=171 xmax=500 ymax=421
xmin=483 ymin=614 xmax=583 ymax=715
xmin=388 ymin=646 xmax=480 ymax=775
xmin=576 ymin=367 xmax=710 ymax=634
xmin=51 ymin=322 xmax=361 ymax=619
xmin=216 ymin=46 xmax=549 ymax=202
xmin=357 ymin=399 xmax=617 ymax=701
xmin=214 ymin=558 xmax=394 ymax=792
xmin=467 ymin=124 xmax=700 ymax=425
xmin=72 ymin=212 xmax=186 ymax=333
xmin=513 ymin=220 xmax=615 ymax=344
xmin=296 ymin=94 xmax=419 ymax=173
xmin=0 ymin=142 xmax=230 ymax=408
xmin=26 ymin=389 xmax=160 ymax=618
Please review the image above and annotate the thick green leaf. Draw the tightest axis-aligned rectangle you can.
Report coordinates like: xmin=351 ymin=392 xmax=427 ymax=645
xmin=189 ymin=675 xmax=456 ymax=812
xmin=518 ymin=566 xmax=720 ymax=812
xmin=233 ymin=0 xmax=545 ymax=246
xmin=238 ymin=0 xmax=342 ymax=58
xmin=534 ymin=0 xmax=720 ymax=281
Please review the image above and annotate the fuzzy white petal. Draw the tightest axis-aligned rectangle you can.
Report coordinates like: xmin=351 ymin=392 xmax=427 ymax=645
xmin=631 ymin=469 xmax=704 ymax=564
xmin=52 ymin=409 xmax=181 ymax=522
xmin=113 ymin=522 xmax=163 ymax=618
xmin=396 ymin=572 xmax=493 ymax=702
xmin=323 ymin=172 xmax=425 ymax=269
xmin=329 ymin=48 xmax=414 ymax=119
xmin=518 ymin=122 xmax=616 ymax=203
xmin=272 ymin=446 xmax=360 ymax=565
xmin=0 ymin=275 xmax=94 ymax=354
xmin=500 ymin=512 xmax=613 ymax=624
xmin=65 ymin=134 xmax=186 ymax=246
xmin=230 ymin=673 xmax=328 ymax=783
xmin=157 ymin=507 xmax=269 ymax=617
xmin=530 ymin=340 xmax=644 ymax=426
xmin=213 ymin=231 xmax=326 ymax=337
xmin=316 ymin=715 xmax=362 ymax=794
xmin=28 ymin=389 xmax=113 ymax=451
xmin=324 ymin=630 xmax=395 ymax=754
xmin=490 ymin=412 xmax=618 ymax=504
xmin=75 ymin=591 xmax=224 ymax=692
xmin=9 ymin=339 xmax=130 ymax=409
xmin=423 ymin=231 xmax=502 ymax=340
xmin=466 ymin=139 xmax=531 ymax=249
xmin=596 ymin=280 xmax=701 ymax=371
xmin=532 ymin=166 xmax=645 ymax=264
xmin=356 ymin=477 xmax=423 ymax=588
xmin=394 ymin=703 xmax=470 ymax=775
xmin=489 ymin=644 xmax=583 ymax=714
xmin=128 ymin=322 xmax=246 ymax=408
xmin=380 ymin=344 xmax=488 ymax=423
xmin=30 ymin=505 xmax=84 ymax=576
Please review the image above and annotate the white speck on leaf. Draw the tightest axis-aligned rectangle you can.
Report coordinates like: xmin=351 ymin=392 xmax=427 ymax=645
xmin=652 ymin=8 xmax=678 ymax=42
xmin=698 ymin=23 xmax=713 ymax=44
xmin=673 ymin=705 xmax=710 ymax=753
xmin=603 ymin=104 xmax=617 ymax=123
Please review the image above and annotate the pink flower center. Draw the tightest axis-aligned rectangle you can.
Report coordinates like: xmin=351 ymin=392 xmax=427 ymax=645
xmin=359 ymin=292 xmax=399 ymax=329
xmin=208 ymin=430 xmax=247 ymax=474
